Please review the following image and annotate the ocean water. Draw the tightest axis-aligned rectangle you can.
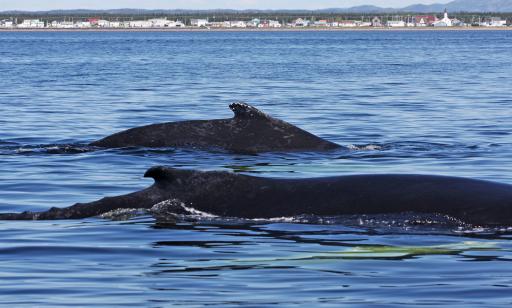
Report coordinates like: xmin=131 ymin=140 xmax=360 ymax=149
xmin=1 ymin=30 xmax=512 ymax=306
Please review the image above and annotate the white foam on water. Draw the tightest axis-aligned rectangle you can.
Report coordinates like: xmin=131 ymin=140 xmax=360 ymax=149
xmin=347 ymin=144 xmax=382 ymax=151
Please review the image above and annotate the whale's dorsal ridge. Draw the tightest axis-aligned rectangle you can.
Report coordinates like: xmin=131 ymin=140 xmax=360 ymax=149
xmin=90 ymin=101 xmax=341 ymax=152
xmin=229 ymin=102 xmax=268 ymax=120
xmin=144 ymin=166 xmax=175 ymax=183
xmin=144 ymin=166 xmax=205 ymax=185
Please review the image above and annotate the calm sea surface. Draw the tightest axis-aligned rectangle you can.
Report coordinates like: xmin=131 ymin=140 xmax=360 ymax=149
xmin=1 ymin=30 xmax=512 ymax=306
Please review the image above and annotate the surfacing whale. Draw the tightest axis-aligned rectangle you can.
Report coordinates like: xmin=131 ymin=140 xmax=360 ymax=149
xmin=90 ymin=102 xmax=341 ymax=153
xmin=1 ymin=167 xmax=511 ymax=226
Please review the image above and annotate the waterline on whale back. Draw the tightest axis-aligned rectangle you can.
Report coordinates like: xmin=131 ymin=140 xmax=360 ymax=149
xmin=98 ymin=199 xmax=506 ymax=234
xmin=1 ymin=140 xmax=502 ymax=163
xmin=97 ymin=202 xmax=512 ymax=236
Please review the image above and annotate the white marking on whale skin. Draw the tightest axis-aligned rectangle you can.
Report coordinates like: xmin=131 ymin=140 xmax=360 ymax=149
xmin=99 ymin=208 xmax=147 ymax=220
xmin=150 ymin=199 xmax=218 ymax=218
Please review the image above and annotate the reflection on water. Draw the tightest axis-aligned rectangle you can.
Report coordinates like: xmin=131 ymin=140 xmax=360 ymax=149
xmin=1 ymin=219 xmax=511 ymax=306
xmin=1 ymin=30 xmax=512 ymax=305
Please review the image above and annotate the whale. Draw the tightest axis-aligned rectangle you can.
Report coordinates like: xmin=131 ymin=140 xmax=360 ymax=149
xmin=90 ymin=102 xmax=341 ymax=153
xmin=1 ymin=166 xmax=511 ymax=226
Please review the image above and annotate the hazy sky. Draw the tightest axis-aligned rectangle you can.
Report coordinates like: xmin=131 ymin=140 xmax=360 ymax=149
xmin=0 ymin=1 xmax=451 ymax=11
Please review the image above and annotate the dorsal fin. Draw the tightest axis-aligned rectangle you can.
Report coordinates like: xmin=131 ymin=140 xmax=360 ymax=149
xmin=144 ymin=166 xmax=175 ymax=183
xmin=229 ymin=102 xmax=268 ymax=119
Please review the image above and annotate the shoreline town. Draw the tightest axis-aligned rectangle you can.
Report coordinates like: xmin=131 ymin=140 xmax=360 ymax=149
xmin=2 ymin=27 xmax=512 ymax=32
xmin=1 ymin=10 xmax=510 ymax=30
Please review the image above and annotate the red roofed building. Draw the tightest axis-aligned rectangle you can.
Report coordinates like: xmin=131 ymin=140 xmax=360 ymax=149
xmin=87 ymin=18 xmax=99 ymax=26
xmin=414 ymin=15 xmax=437 ymax=26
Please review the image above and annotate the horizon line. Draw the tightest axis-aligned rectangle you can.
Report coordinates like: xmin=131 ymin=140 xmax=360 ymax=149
xmin=0 ymin=4 xmax=454 ymax=13
xmin=0 ymin=7 xmax=468 ymax=13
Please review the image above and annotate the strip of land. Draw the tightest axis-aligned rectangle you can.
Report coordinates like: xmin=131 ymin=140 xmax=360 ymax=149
xmin=1 ymin=27 xmax=511 ymax=32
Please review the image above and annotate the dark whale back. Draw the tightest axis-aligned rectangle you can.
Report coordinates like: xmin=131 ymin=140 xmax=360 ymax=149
xmin=90 ymin=102 xmax=340 ymax=153
xmin=2 ymin=166 xmax=511 ymax=226
xmin=143 ymin=168 xmax=512 ymax=225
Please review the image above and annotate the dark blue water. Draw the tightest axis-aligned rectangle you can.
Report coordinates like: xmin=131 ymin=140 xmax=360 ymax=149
xmin=1 ymin=30 xmax=512 ymax=306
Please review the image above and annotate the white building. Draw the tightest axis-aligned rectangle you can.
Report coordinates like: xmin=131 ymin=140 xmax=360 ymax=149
xmin=148 ymin=18 xmax=170 ymax=27
xmin=229 ymin=21 xmax=247 ymax=28
xmin=97 ymin=20 xmax=111 ymax=28
xmin=490 ymin=20 xmax=507 ymax=27
xmin=268 ymin=20 xmax=281 ymax=28
xmin=18 ymin=19 xmax=45 ymax=28
xmin=109 ymin=21 xmax=122 ymax=28
xmin=190 ymin=19 xmax=208 ymax=27
xmin=74 ymin=21 xmax=92 ymax=28
xmin=208 ymin=22 xmax=224 ymax=28
xmin=339 ymin=21 xmax=358 ymax=28
xmin=372 ymin=17 xmax=382 ymax=27
xmin=257 ymin=20 xmax=281 ymax=28
xmin=50 ymin=21 xmax=74 ymax=28
xmin=433 ymin=9 xmax=453 ymax=27
xmin=387 ymin=20 xmax=406 ymax=27
xmin=0 ymin=20 xmax=13 ymax=28
xmin=247 ymin=18 xmax=260 ymax=27
xmin=480 ymin=17 xmax=507 ymax=27
xmin=313 ymin=20 xmax=328 ymax=27
xmin=169 ymin=20 xmax=185 ymax=27
xmin=293 ymin=18 xmax=310 ymax=27
xmin=128 ymin=20 xmax=152 ymax=28
xmin=451 ymin=18 xmax=465 ymax=27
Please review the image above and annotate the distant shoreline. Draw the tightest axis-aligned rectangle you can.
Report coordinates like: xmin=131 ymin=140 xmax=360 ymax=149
xmin=1 ymin=27 xmax=511 ymax=32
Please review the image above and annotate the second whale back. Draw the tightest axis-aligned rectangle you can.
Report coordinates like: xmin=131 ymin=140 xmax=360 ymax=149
xmin=90 ymin=102 xmax=341 ymax=153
